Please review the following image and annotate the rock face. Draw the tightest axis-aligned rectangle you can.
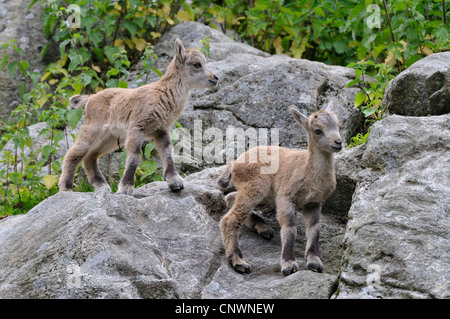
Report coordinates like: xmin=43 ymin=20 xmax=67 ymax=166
xmin=0 ymin=0 xmax=47 ymax=120
xmin=334 ymin=114 xmax=450 ymax=299
xmin=1 ymin=20 xmax=449 ymax=299
xmin=383 ymin=52 xmax=450 ymax=116
xmin=0 ymin=167 xmax=346 ymax=298
xmin=129 ymin=22 xmax=363 ymax=158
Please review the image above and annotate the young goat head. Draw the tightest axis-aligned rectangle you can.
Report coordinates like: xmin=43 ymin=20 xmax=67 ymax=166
xmin=219 ymin=101 xmax=341 ymax=276
xmin=174 ymin=38 xmax=218 ymax=89
xmin=291 ymin=102 xmax=343 ymax=154
xmin=59 ymin=38 xmax=218 ymax=195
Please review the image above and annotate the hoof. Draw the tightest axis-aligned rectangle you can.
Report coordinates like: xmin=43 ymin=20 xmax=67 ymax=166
xmin=228 ymin=254 xmax=251 ymax=274
xmin=168 ymin=181 xmax=184 ymax=191
xmin=234 ymin=262 xmax=252 ymax=274
xmin=167 ymin=175 xmax=184 ymax=191
xmin=281 ymin=260 xmax=299 ymax=276
xmin=257 ymin=226 xmax=275 ymax=240
xmin=306 ymin=256 xmax=323 ymax=273
xmin=250 ymin=211 xmax=275 ymax=240
xmin=117 ymin=184 xmax=134 ymax=195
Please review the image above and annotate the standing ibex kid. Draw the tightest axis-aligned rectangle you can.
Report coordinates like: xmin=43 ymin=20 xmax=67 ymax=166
xmin=218 ymin=102 xmax=342 ymax=276
xmin=59 ymin=38 xmax=218 ymax=195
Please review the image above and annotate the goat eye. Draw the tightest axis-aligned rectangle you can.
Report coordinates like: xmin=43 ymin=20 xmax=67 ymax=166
xmin=194 ymin=62 xmax=202 ymax=69
xmin=314 ymin=129 xmax=323 ymax=135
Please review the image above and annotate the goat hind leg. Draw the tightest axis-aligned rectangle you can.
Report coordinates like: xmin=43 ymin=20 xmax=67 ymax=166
xmin=220 ymin=193 xmax=258 ymax=274
xmin=226 ymin=192 xmax=274 ymax=240
xmin=302 ymin=203 xmax=323 ymax=273
xmin=245 ymin=211 xmax=274 ymax=240
xmin=117 ymin=132 xmax=143 ymax=195
xmin=59 ymin=138 xmax=91 ymax=191
xmin=82 ymin=137 xmax=117 ymax=191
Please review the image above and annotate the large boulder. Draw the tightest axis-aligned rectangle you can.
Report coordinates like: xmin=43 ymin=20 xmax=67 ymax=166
xmin=0 ymin=166 xmax=347 ymax=299
xmin=383 ymin=52 xmax=450 ymax=116
xmin=128 ymin=22 xmax=364 ymax=169
xmin=1 ymin=116 xmax=448 ymax=299
xmin=333 ymin=114 xmax=450 ymax=299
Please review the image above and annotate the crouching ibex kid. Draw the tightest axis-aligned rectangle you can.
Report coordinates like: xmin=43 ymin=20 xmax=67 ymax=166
xmin=59 ymin=38 xmax=218 ymax=195
xmin=218 ymin=102 xmax=342 ymax=276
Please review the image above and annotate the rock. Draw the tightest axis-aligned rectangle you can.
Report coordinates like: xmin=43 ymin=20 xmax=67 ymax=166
xmin=0 ymin=166 xmax=348 ymax=299
xmin=383 ymin=52 xmax=450 ymax=116
xmin=333 ymin=114 xmax=450 ymax=299
xmin=0 ymin=0 xmax=47 ymax=121
xmin=128 ymin=22 xmax=364 ymax=173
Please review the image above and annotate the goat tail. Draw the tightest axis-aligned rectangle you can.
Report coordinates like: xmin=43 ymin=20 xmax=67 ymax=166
xmin=217 ymin=164 xmax=233 ymax=189
xmin=68 ymin=95 xmax=89 ymax=110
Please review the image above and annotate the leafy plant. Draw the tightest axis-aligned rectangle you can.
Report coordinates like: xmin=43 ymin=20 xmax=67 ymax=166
xmin=345 ymin=59 xmax=395 ymax=145
xmin=347 ymin=129 xmax=371 ymax=148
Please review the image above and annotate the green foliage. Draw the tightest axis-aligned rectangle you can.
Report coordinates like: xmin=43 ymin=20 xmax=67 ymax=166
xmin=347 ymin=60 xmax=395 ymax=119
xmin=345 ymin=60 xmax=395 ymax=146
xmin=347 ymin=129 xmax=371 ymax=148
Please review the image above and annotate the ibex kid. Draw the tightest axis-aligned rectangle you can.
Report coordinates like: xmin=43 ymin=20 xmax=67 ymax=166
xmin=59 ymin=38 xmax=218 ymax=195
xmin=218 ymin=102 xmax=342 ymax=276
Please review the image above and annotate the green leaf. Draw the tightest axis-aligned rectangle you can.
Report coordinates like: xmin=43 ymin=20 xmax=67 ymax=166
xmin=123 ymin=20 xmax=138 ymax=39
xmin=435 ymin=25 xmax=449 ymax=44
xmin=104 ymin=46 xmax=120 ymax=64
xmin=18 ymin=60 xmax=29 ymax=76
xmin=7 ymin=61 xmax=17 ymax=78
xmin=314 ymin=7 xmax=325 ymax=17
xmin=67 ymin=107 xmax=83 ymax=129
xmin=106 ymin=78 xmax=118 ymax=88
xmin=68 ymin=51 xmax=82 ymax=72
xmin=354 ymin=92 xmax=366 ymax=108
xmin=394 ymin=1 xmax=407 ymax=13
xmin=107 ymin=68 xmax=119 ymax=77
xmin=144 ymin=142 xmax=155 ymax=159
xmin=362 ymin=107 xmax=377 ymax=117
xmin=118 ymin=80 xmax=128 ymax=88
xmin=333 ymin=40 xmax=347 ymax=54
xmin=1 ymin=54 xmax=8 ymax=70
xmin=80 ymin=72 xmax=92 ymax=85
xmin=345 ymin=78 xmax=359 ymax=88
xmin=152 ymin=67 xmax=162 ymax=78
xmin=139 ymin=160 xmax=158 ymax=180
xmin=18 ymin=82 xmax=27 ymax=99
xmin=59 ymin=39 xmax=71 ymax=56
xmin=42 ymin=144 xmax=55 ymax=158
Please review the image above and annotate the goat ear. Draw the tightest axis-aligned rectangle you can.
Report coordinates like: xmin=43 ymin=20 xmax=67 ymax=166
xmin=175 ymin=38 xmax=186 ymax=64
xmin=325 ymin=101 xmax=334 ymax=112
xmin=291 ymin=108 xmax=309 ymax=128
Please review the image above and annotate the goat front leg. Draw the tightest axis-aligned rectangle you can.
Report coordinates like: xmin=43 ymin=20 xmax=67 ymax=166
xmin=277 ymin=196 xmax=298 ymax=276
xmin=302 ymin=203 xmax=323 ymax=273
xmin=117 ymin=132 xmax=143 ymax=195
xmin=153 ymin=129 xmax=184 ymax=191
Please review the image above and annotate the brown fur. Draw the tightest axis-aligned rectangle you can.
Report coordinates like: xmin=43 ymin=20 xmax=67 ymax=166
xmin=218 ymin=102 xmax=342 ymax=275
xmin=59 ymin=38 xmax=218 ymax=195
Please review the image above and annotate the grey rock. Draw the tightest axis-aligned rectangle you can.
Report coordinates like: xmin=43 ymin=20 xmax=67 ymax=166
xmin=383 ymin=52 xmax=450 ymax=116
xmin=333 ymin=114 xmax=450 ymax=299
xmin=0 ymin=0 xmax=47 ymax=120
xmin=0 ymin=166 xmax=345 ymax=299
xmin=127 ymin=22 xmax=364 ymax=173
